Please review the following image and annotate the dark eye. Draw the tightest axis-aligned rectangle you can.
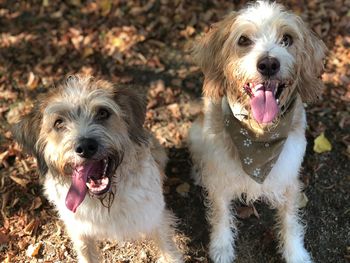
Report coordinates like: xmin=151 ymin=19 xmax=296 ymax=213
xmin=280 ymin=34 xmax=293 ymax=47
xmin=238 ymin=35 xmax=253 ymax=46
xmin=54 ymin=118 xmax=64 ymax=130
xmin=96 ymin=108 xmax=110 ymax=121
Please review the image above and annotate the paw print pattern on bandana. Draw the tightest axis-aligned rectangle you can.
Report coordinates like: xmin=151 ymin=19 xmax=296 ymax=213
xmin=240 ymin=128 xmax=248 ymax=136
xmin=270 ymin=133 xmax=280 ymax=140
xmin=243 ymin=138 xmax=252 ymax=147
xmin=243 ymin=157 xmax=253 ymax=165
xmin=252 ymin=168 xmax=261 ymax=177
xmin=225 ymin=118 xmax=230 ymax=127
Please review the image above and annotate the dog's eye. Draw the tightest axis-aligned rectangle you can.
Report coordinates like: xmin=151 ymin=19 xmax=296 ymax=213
xmin=54 ymin=118 xmax=64 ymax=130
xmin=96 ymin=108 xmax=110 ymax=121
xmin=280 ymin=34 xmax=293 ymax=47
xmin=238 ymin=35 xmax=253 ymax=46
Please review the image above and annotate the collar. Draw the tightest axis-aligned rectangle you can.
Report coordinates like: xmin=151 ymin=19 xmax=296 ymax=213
xmin=223 ymin=92 xmax=297 ymax=184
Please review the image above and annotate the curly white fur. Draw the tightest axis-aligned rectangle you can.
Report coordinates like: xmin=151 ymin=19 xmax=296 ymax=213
xmin=189 ymin=1 xmax=326 ymax=263
xmin=14 ymin=75 xmax=183 ymax=263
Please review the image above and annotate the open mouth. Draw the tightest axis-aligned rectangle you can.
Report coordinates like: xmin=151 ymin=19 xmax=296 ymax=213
xmin=85 ymin=158 xmax=112 ymax=195
xmin=243 ymin=80 xmax=288 ymax=124
xmin=65 ymin=157 xmax=116 ymax=213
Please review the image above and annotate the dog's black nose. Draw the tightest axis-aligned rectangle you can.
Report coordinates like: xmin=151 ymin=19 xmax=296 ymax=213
xmin=257 ymin=56 xmax=280 ymax=77
xmin=75 ymin=138 xmax=98 ymax=158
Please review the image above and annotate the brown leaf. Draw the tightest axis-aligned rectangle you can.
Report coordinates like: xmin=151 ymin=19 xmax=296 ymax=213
xmin=180 ymin=26 xmax=196 ymax=38
xmin=236 ymin=206 xmax=254 ymax=219
xmin=24 ymin=218 xmax=40 ymax=236
xmin=167 ymin=103 xmax=182 ymax=119
xmin=9 ymin=174 xmax=30 ymax=188
xmin=26 ymin=72 xmax=39 ymax=90
xmin=18 ymin=238 xmax=29 ymax=250
xmin=236 ymin=204 xmax=260 ymax=219
xmin=0 ymin=230 xmax=9 ymax=245
xmin=29 ymin=197 xmax=42 ymax=211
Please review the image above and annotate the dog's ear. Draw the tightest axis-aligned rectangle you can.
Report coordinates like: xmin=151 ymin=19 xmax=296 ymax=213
xmin=12 ymin=106 xmax=48 ymax=175
xmin=297 ymin=21 xmax=327 ymax=102
xmin=193 ymin=12 xmax=237 ymax=102
xmin=114 ymin=87 xmax=148 ymax=145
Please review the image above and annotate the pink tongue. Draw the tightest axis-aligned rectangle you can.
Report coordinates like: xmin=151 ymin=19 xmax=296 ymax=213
xmin=250 ymin=84 xmax=279 ymax=123
xmin=65 ymin=162 xmax=101 ymax=213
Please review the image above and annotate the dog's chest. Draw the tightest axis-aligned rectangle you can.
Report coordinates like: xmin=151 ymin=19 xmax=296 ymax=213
xmin=223 ymin=99 xmax=296 ymax=183
xmin=43 ymin=171 xmax=165 ymax=239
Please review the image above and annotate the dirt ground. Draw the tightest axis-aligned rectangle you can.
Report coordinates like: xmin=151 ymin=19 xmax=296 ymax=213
xmin=0 ymin=0 xmax=349 ymax=262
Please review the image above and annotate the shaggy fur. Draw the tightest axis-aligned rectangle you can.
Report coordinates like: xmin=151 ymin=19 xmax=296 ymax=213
xmin=189 ymin=2 xmax=326 ymax=263
xmin=14 ymin=75 xmax=183 ymax=263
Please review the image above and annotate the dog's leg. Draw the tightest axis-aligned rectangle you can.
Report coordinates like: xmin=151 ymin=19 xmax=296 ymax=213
xmin=275 ymin=185 xmax=313 ymax=263
xmin=69 ymin=233 xmax=99 ymax=263
xmin=208 ymin=192 xmax=236 ymax=263
xmin=152 ymin=210 xmax=183 ymax=263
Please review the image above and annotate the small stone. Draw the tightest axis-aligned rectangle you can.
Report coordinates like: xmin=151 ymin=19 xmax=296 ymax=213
xmin=176 ymin=182 xmax=190 ymax=197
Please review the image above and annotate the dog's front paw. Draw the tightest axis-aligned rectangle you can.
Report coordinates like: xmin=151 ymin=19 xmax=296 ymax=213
xmin=209 ymin=240 xmax=235 ymax=263
xmin=284 ymin=247 xmax=313 ymax=263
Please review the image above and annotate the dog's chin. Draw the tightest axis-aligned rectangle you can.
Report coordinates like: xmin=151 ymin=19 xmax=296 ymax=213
xmin=65 ymin=156 xmax=119 ymax=213
xmin=243 ymin=79 xmax=292 ymax=124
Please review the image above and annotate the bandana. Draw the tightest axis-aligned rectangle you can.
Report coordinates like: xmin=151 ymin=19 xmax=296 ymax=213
xmin=223 ymin=92 xmax=297 ymax=184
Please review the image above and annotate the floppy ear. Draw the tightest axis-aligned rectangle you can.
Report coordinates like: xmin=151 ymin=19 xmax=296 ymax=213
xmin=12 ymin=106 xmax=48 ymax=175
xmin=114 ymin=87 xmax=148 ymax=145
xmin=193 ymin=12 xmax=237 ymax=101
xmin=297 ymin=21 xmax=327 ymax=102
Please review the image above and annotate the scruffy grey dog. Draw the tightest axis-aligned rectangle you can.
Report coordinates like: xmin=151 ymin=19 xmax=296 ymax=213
xmin=14 ymin=75 xmax=183 ymax=263
xmin=188 ymin=1 xmax=326 ymax=263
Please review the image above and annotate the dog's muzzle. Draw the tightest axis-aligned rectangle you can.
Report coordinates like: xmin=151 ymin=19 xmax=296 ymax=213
xmin=65 ymin=156 xmax=117 ymax=213
xmin=243 ymin=80 xmax=291 ymax=123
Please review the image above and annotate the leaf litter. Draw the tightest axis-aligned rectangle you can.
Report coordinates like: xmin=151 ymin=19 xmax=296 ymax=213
xmin=0 ymin=0 xmax=349 ymax=262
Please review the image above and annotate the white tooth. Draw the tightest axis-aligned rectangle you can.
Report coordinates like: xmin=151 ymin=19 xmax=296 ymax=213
xmin=103 ymin=161 xmax=108 ymax=176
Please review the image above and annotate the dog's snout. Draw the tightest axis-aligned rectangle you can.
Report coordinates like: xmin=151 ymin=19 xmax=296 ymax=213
xmin=75 ymin=138 xmax=98 ymax=158
xmin=257 ymin=56 xmax=280 ymax=77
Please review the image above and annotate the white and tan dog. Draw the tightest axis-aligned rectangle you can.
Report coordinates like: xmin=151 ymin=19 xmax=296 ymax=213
xmin=189 ymin=1 xmax=326 ymax=263
xmin=14 ymin=75 xmax=183 ymax=263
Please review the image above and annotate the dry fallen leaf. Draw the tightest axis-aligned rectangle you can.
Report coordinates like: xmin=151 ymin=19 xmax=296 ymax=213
xmin=9 ymin=175 xmax=30 ymax=188
xmin=176 ymin=182 xmax=190 ymax=196
xmin=29 ymin=197 xmax=42 ymax=211
xmin=313 ymin=132 xmax=332 ymax=153
xmin=99 ymin=0 xmax=112 ymax=16
xmin=298 ymin=192 xmax=309 ymax=208
xmin=236 ymin=203 xmax=259 ymax=219
xmin=26 ymin=242 xmax=42 ymax=258
xmin=18 ymin=238 xmax=29 ymax=250
xmin=24 ymin=218 xmax=40 ymax=236
xmin=3 ymin=253 xmax=12 ymax=263
xmin=0 ymin=230 xmax=9 ymax=245
xmin=167 ymin=103 xmax=182 ymax=119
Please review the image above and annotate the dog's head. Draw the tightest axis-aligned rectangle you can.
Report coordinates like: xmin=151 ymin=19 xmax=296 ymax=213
xmin=194 ymin=1 xmax=327 ymax=124
xmin=13 ymin=75 xmax=148 ymax=212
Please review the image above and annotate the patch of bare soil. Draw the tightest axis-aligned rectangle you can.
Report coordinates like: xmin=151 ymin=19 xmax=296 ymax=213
xmin=0 ymin=0 xmax=349 ymax=262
